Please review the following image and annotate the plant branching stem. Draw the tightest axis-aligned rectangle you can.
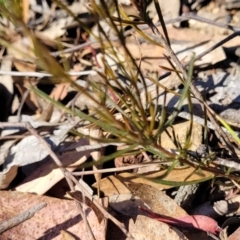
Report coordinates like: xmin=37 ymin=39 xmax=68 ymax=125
xmin=150 ymin=26 xmax=237 ymax=157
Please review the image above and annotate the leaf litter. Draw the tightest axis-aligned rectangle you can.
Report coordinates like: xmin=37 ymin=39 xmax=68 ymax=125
xmin=0 ymin=0 xmax=240 ymax=239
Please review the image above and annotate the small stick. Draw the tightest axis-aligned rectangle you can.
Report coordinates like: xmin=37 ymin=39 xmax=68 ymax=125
xmin=0 ymin=202 xmax=46 ymax=233
xmin=72 ymin=162 xmax=161 ymax=176
xmin=66 ymin=172 xmax=133 ymax=238
xmin=0 ymin=70 xmax=101 ymax=77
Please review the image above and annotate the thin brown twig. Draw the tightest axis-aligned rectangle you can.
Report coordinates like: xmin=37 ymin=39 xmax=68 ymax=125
xmin=0 ymin=70 xmax=99 ymax=77
xmin=0 ymin=135 xmax=26 ymax=140
xmin=66 ymin=172 xmax=133 ymax=239
xmin=213 ymin=158 xmax=240 ymax=171
xmin=17 ymin=79 xmax=40 ymax=122
xmin=74 ymin=192 xmax=96 ymax=240
xmin=72 ymin=162 xmax=161 ymax=176
xmin=0 ymin=202 xmax=47 ymax=233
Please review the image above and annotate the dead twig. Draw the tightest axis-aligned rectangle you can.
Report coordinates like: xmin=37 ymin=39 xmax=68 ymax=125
xmin=0 ymin=70 xmax=100 ymax=77
xmin=72 ymin=162 xmax=161 ymax=176
xmin=0 ymin=202 xmax=47 ymax=233
xmin=66 ymin=172 xmax=133 ymax=239
xmin=213 ymin=158 xmax=240 ymax=171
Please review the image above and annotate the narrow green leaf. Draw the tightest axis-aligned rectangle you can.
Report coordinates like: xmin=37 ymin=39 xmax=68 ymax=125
xmin=152 ymin=174 xmax=214 ymax=186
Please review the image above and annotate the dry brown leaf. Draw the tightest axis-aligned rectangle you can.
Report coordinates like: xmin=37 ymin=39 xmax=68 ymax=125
xmin=71 ymin=63 xmax=84 ymax=81
xmin=50 ymin=83 xmax=69 ymax=101
xmin=39 ymin=17 xmax=73 ymax=40
xmin=160 ymin=121 xmax=202 ymax=151
xmin=15 ymin=139 xmax=90 ymax=194
xmin=0 ymin=191 xmax=107 ymax=240
xmin=15 ymin=79 xmax=54 ymax=120
xmin=128 ymin=183 xmax=187 ymax=217
xmin=92 ymin=175 xmax=132 ymax=197
xmin=93 ymin=167 xmax=213 ymax=193
xmin=127 ymin=215 xmax=188 ymax=240
xmin=172 ymin=40 xmax=226 ymax=66
xmin=127 ymin=42 xmax=164 ymax=59
xmin=6 ymin=35 xmax=40 ymax=115
xmin=0 ymin=165 xmax=18 ymax=190
xmin=93 ymin=176 xmax=187 ymax=218
xmin=7 ymin=36 xmax=36 ymax=72
xmin=92 ymin=175 xmax=148 ymax=216
xmin=80 ymin=47 xmax=93 ymax=59
xmin=121 ymin=40 xmax=166 ymax=74
xmin=92 ymin=174 xmax=151 ymax=218
xmin=16 ymin=79 xmax=54 ymax=120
